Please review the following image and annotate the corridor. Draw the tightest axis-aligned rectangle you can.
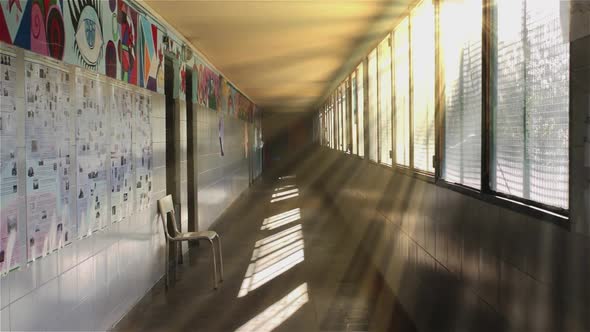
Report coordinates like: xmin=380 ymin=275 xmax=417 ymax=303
xmin=1 ymin=0 xmax=588 ymax=331
xmin=114 ymin=173 xmax=417 ymax=332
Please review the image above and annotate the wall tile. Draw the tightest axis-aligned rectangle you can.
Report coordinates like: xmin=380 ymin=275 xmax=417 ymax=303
xmin=9 ymin=293 xmax=34 ymax=331
xmin=0 ymin=275 xmax=9 ymax=309
xmin=0 ymin=306 xmax=9 ymax=331
xmin=8 ymin=265 xmax=36 ymax=303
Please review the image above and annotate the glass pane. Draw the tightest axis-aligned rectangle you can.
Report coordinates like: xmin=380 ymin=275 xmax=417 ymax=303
xmin=378 ymin=36 xmax=393 ymax=166
xmin=441 ymin=0 xmax=483 ymax=189
xmin=358 ymin=63 xmax=365 ymax=157
xmin=342 ymin=82 xmax=348 ymax=153
xmin=394 ymin=18 xmax=411 ymax=166
xmin=368 ymin=49 xmax=379 ymax=162
xmin=411 ymin=0 xmax=436 ymax=173
xmin=492 ymin=0 xmax=569 ymax=209
xmin=352 ymin=73 xmax=358 ymax=155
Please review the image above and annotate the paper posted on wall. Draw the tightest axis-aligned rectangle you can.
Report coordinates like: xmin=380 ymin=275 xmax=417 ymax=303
xmin=133 ymin=94 xmax=152 ymax=211
xmin=76 ymin=74 xmax=109 ymax=236
xmin=110 ymin=86 xmax=134 ymax=222
xmin=0 ymin=52 xmax=22 ymax=273
xmin=24 ymin=61 xmax=73 ymax=261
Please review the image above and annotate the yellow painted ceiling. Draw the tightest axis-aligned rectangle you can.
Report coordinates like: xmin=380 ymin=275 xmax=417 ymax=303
xmin=143 ymin=0 xmax=414 ymax=112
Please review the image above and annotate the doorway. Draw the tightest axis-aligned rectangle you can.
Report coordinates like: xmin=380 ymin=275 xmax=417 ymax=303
xmin=186 ymin=70 xmax=197 ymax=232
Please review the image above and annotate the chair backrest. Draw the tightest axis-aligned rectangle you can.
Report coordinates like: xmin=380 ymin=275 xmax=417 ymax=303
xmin=157 ymin=195 xmax=177 ymax=240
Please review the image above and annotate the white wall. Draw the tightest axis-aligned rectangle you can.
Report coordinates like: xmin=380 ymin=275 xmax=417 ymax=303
xmin=0 ymin=61 xmax=167 ymax=330
xmin=196 ymin=105 xmax=251 ymax=231
xmin=0 ymin=51 xmax=254 ymax=331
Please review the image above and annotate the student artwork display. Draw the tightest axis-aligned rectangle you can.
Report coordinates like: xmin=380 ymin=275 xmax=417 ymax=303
xmin=110 ymin=86 xmax=134 ymax=222
xmin=76 ymin=73 xmax=109 ymax=235
xmin=133 ymin=93 xmax=152 ymax=210
xmin=24 ymin=61 xmax=73 ymax=261
xmin=237 ymin=93 xmax=254 ymax=121
xmin=195 ymin=59 xmax=220 ymax=111
xmin=137 ymin=15 xmax=164 ymax=93
xmin=226 ymin=83 xmax=238 ymax=117
xmin=218 ymin=116 xmax=225 ymax=157
xmin=0 ymin=52 xmax=21 ymax=272
xmin=0 ymin=0 xmax=67 ymax=61
xmin=0 ymin=0 xmax=164 ymax=92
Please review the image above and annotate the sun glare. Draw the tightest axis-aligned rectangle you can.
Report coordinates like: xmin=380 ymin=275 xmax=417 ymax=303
xmin=235 ymin=283 xmax=309 ymax=332
xmin=238 ymin=224 xmax=305 ymax=297
xmin=270 ymin=193 xmax=299 ymax=203
xmin=271 ymin=188 xmax=299 ymax=198
xmin=261 ymin=208 xmax=301 ymax=230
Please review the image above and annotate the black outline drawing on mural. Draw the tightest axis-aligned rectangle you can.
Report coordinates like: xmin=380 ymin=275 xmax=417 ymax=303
xmin=219 ymin=116 xmax=224 ymax=157
xmin=67 ymin=0 xmax=104 ymax=69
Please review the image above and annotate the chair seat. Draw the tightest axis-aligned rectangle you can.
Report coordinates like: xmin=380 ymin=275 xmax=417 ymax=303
xmin=172 ymin=231 xmax=218 ymax=241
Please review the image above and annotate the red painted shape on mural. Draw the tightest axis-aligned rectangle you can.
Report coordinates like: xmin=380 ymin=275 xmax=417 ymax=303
xmin=8 ymin=0 xmax=22 ymax=13
xmin=180 ymin=65 xmax=186 ymax=93
xmin=151 ymin=24 xmax=157 ymax=50
xmin=0 ymin=7 xmax=11 ymax=44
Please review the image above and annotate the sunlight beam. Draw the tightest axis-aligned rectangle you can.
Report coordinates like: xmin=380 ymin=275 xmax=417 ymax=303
xmin=274 ymin=184 xmax=296 ymax=191
xmin=270 ymin=193 xmax=299 ymax=203
xmin=235 ymin=283 xmax=308 ymax=332
xmin=271 ymin=188 xmax=299 ymax=198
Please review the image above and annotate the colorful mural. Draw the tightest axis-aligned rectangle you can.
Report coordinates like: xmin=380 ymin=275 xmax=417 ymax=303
xmin=137 ymin=15 xmax=163 ymax=93
xmin=237 ymin=92 xmax=254 ymax=121
xmin=195 ymin=59 xmax=220 ymax=111
xmin=228 ymin=84 xmax=238 ymax=117
xmin=0 ymin=0 xmax=255 ymax=117
xmin=104 ymin=0 xmax=118 ymax=78
xmin=64 ymin=0 xmax=104 ymax=70
xmin=164 ymin=33 xmax=185 ymax=100
xmin=220 ymin=77 xmax=228 ymax=114
xmin=0 ymin=0 xmax=66 ymax=60
xmin=116 ymin=0 xmax=137 ymax=84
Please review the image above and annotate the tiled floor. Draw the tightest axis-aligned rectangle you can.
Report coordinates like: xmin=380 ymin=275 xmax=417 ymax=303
xmin=113 ymin=175 xmax=417 ymax=332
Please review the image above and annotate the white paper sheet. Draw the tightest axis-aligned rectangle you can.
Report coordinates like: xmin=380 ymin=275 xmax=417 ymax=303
xmin=0 ymin=52 xmax=22 ymax=273
xmin=24 ymin=61 xmax=73 ymax=261
xmin=133 ymin=94 xmax=152 ymax=211
xmin=75 ymin=74 xmax=109 ymax=236
xmin=110 ymin=87 xmax=134 ymax=222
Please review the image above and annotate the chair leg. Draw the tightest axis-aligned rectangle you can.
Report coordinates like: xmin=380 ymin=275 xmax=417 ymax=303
xmin=177 ymin=242 xmax=183 ymax=264
xmin=165 ymin=241 xmax=169 ymax=289
xmin=210 ymin=239 xmax=218 ymax=289
xmin=217 ymin=236 xmax=224 ymax=282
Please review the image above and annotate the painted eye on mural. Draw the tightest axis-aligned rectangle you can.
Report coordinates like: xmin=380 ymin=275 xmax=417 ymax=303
xmin=68 ymin=0 xmax=104 ymax=69
xmin=83 ymin=18 xmax=97 ymax=49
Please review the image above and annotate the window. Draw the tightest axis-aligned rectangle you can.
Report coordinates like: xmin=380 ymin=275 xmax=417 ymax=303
xmin=357 ymin=63 xmax=365 ymax=157
xmin=378 ymin=36 xmax=393 ymax=166
xmin=492 ymin=0 xmax=569 ymax=209
xmin=327 ymin=101 xmax=331 ymax=148
xmin=394 ymin=18 xmax=411 ymax=167
xmin=320 ymin=106 xmax=326 ymax=146
xmin=411 ymin=0 xmax=436 ymax=173
xmin=441 ymin=0 xmax=483 ymax=189
xmin=318 ymin=0 xmax=570 ymax=214
xmin=352 ymin=72 xmax=358 ymax=155
xmin=342 ymin=82 xmax=349 ymax=153
xmin=337 ymin=88 xmax=342 ymax=151
xmin=368 ymin=49 xmax=379 ymax=162
xmin=339 ymin=86 xmax=344 ymax=151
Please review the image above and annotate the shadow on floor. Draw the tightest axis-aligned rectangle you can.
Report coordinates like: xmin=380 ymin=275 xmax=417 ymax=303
xmin=113 ymin=175 xmax=417 ymax=332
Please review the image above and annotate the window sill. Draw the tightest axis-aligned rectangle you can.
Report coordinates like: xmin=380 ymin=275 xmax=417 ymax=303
xmin=319 ymin=146 xmax=569 ymax=228
xmin=436 ymin=179 xmax=570 ymax=228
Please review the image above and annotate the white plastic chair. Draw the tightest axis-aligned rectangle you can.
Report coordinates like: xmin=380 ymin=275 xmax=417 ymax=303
xmin=157 ymin=195 xmax=224 ymax=289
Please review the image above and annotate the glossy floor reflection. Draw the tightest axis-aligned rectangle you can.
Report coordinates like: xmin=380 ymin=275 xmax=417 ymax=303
xmin=113 ymin=176 xmax=417 ymax=332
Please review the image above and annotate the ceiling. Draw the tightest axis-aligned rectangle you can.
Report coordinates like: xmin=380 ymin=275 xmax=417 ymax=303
xmin=144 ymin=0 xmax=414 ymax=112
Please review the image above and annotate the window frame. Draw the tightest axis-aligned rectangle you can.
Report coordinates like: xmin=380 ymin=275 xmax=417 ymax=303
xmin=317 ymin=0 xmax=570 ymax=221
